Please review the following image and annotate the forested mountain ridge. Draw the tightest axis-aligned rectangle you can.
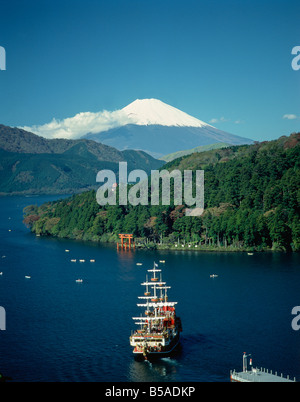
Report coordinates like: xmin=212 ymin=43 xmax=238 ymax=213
xmin=24 ymin=133 xmax=300 ymax=251
xmin=0 ymin=124 xmax=164 ymax=194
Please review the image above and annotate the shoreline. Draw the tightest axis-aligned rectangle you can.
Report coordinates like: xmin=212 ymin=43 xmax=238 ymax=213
xmin=31 ymin=231 xmax=293 ymax=253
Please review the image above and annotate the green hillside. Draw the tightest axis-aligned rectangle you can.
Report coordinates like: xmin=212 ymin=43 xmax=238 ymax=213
xmin=0 ymin=125 xmax=164 ymax=194
xmin=160 ymin=142 xmax=230 ymax=162
xmin=24 ymin=133 xmax=300 ymax=251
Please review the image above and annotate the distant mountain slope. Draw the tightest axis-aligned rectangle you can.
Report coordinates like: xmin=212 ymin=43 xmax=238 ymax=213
xmin=83 ymin=99 xmax=253 ymax=158
xmin=0 ymin=124 xmax=124 ymax=160
xmin=0 ymin=124 xmax=164 ymax=195
xmin=84 ymin=124 xmax=253 ymax=159
xmin=160 ymin=142 xmax=230 ymax=162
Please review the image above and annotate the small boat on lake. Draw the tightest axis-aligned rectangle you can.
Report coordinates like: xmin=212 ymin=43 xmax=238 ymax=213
xmin=210 ymin=274 xmax=218 ymax=278
xmin=75 ymin=279 xmax=83 ymax=283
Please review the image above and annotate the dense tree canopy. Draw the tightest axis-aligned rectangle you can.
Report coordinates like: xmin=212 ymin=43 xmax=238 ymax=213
xmin=24 ymin=133 xmax=300 ymax=251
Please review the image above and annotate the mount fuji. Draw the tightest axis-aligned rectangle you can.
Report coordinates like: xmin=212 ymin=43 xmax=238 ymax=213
xmin=83 ymin=99 xmax=253 ymax=158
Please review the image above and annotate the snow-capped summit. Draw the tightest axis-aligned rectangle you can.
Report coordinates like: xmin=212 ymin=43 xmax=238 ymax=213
xmin=22 ymin=98 xmax=253 ymax=158
xmin=122 ymin=98 xmax=210 ymax=128
xmin=83 ymin=98 xmax=253 ymax=158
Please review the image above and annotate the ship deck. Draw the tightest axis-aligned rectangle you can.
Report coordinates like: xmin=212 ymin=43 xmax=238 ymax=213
xmin=230 ymin=368 xmax=296 ymax=382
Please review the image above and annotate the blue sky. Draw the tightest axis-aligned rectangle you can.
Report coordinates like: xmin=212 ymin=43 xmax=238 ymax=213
xmin=0 ymin=0 xmax=299 ymax=142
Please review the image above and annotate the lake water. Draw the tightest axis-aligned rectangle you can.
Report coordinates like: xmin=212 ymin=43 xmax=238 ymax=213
xmin=0 ymin=195 xmax=299 ymax=382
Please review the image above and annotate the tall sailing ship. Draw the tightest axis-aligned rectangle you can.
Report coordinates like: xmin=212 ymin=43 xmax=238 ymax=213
xmin=129 ymin=262 xmax=182 ymax=360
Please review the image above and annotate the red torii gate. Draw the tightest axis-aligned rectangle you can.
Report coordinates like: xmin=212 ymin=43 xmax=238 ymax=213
xmin=118 ymin=234 xmax=135 ymax=250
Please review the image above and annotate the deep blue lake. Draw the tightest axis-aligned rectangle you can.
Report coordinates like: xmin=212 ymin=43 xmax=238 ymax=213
xmin=0 ymin=195 xmax=299 ymax=382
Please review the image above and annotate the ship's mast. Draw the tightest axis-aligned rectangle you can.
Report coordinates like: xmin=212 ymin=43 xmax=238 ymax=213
xmin=134 ymin=262 xmax=177 ymax=323
xmin=144 ymin=275 xmax=150 ymax=295
xmin=148 ymin=261 xmax=161 ymax=281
